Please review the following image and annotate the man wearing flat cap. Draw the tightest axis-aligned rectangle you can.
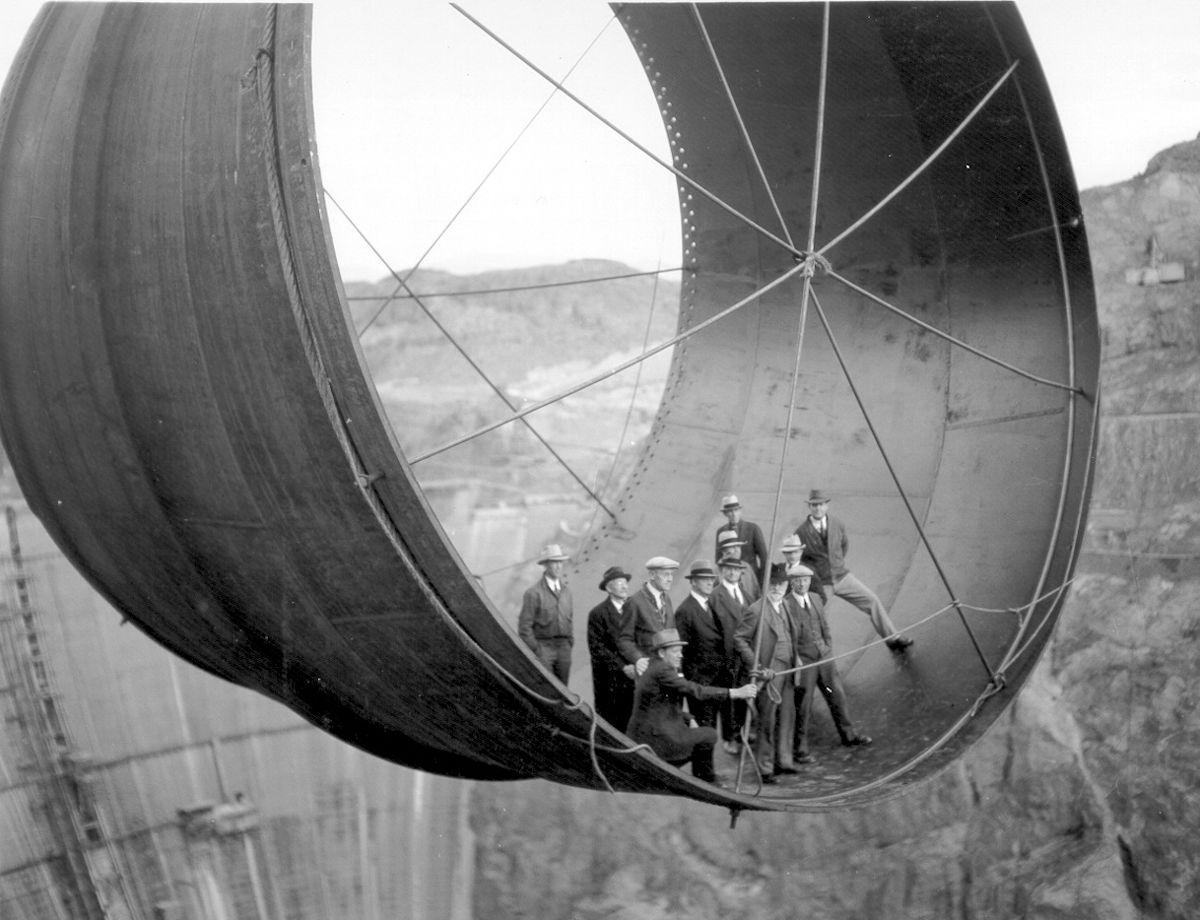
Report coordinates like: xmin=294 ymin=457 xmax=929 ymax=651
xmin=674 ymin=561 xmax=739 ymax=755
xmin=626 ymin=628 xmax=758 ymax=783
xmin=786 ymin=562 xmax=871 ymax=763
xmin=587 ymin=565 xmax=637 ymax=728
xmin=795 ymin=489 xmax=913 ymax=651
xmin=618 ymin=556 xmax=678 ymax=678
xmin=714 ymin=494 xmax=769 ymax=590
xmin=518 ymin=544 xmax=574 ymax=682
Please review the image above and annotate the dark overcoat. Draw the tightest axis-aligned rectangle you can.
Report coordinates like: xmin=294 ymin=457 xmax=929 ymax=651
xmin=674 ymin=594 xmax=737 ymax=685
xmin=626 ymin=657 xmax=728 ymax=762
xmin=794 ymin=515 xmax=850 ymax=589
xmin=617 ymin=584 xmax=674 ymax=663
xmin=586 ymin=597 xmax=634 ymax=727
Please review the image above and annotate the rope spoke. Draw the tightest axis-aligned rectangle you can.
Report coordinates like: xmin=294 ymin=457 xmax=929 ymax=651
xmin=355 ymin=15 xmax=617 ymax=337
xmin=826 ymin=268 xmax=1085 ymax=395
xmin=452 ymin=3 xmax=807 ymax=263
xmin=412 ymin=262 xmax=811 ymax=464
xmin=691 ymin=5 xmax=795 ymax=247
xmin=736 ymin=4 xmax=831 ymax=794
xmin=817 ymin=60 xmax=1019 ymax=257
xmin=808 ymin=288 xmax=996 ymax=680
xmin=326 ymin=191 xmax=618 ymax=519
xmin=345 ymin=266 xmax=686 ymax=302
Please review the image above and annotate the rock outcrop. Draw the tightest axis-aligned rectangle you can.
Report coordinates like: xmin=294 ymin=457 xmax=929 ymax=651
xmin=467 ymin=139 xmax=1200 ymax=918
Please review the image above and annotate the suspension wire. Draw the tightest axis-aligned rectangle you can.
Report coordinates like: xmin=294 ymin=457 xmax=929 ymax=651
xmin=826 ymin=268 xmax=1085 ymax=395
xmin=326 ymin=190 xmax=618 ymax=520
xmin=691 ymin=4 xmax=795 ymax=248
xmin=345 ymin=266 xmax=686 ymax=302
xmin=580 ymin=254 xmax=663 ymax=543
xmin=413 ymin=261 xmax=811 ymax=464
xmin=355 ymin=15 xmax=618 ymax=338
xmin=808 ymin=289 xmax=998 ymax=681
xmin=817 ymin=59 xmax=1019 ymax=258
xmin=735 ymin=0 xmax=830 ymax=795
xmin=452 ymin=3 xmax=808 ymax=264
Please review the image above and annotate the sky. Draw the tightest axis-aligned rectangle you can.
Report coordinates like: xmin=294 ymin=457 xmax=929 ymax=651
xmin=0 ymin=0 xmax=1197 ymax=281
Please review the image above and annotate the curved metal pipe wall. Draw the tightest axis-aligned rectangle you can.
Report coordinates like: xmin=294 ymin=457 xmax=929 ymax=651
xmin=0 ymin=3 xmax=1098 ymax=810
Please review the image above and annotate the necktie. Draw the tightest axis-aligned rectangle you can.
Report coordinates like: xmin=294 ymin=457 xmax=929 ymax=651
xmin=733 ymin=585 xmax=743 ymax=605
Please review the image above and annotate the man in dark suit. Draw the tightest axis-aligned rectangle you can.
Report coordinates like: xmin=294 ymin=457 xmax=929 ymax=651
xmin=617 ymin=556 xmax=678 ymax=677
xmin=794 ymin=488 xmax=913 ymax=651
xmin=712 ymin=554 xmax=751 ymax=754
xmin=716 ymin=528 xmax=761 ymax=603
xmin=714 ymin=494 xmax=769 ymax=590
xmin=626 ymin=629 xmax=758 ymax=783
xmin=517 ymin=543 xmax=574 ymax=682
xmin=734 ymin=564 xmax=802 ymax=782
xmin=786 ymin=563 xmax=871 ymax=761
xmin=587 ymin=565 xmax=636 ymax=729
xmin=674 ymin=560 xmax=738 ymax=777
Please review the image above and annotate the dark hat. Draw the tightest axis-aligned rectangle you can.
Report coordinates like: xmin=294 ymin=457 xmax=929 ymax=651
xmin=807 ymin=489 xmax=831 ymax=504
xmin=598 ymin=566 xmax=632 ymax=591
xmin=650 ymin=628 xmax=687 ymax=651
xmin=717 ymin=553 xmax=746 ymax=570
xmin=720 ymin=493 xmax=741 ymax=511
xmin=684 ymin=560 xmax=717 ymax=580
xmin=768 ymin=562 xmax=790 ymax=585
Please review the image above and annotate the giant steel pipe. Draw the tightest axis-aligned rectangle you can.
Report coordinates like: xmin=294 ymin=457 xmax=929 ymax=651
xmin=0 ymin=2 xmax=1098 ymax=812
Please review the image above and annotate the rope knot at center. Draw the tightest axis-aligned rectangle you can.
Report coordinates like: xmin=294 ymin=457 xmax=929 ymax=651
xmin=793 ymin=250 xmax=831 ymax=278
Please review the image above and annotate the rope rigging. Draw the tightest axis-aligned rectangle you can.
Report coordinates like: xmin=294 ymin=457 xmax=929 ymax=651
xmin=325 ymin=190 xmax=618 ymax=521
xmin=344 ymin=265 xmax=686 ymax=303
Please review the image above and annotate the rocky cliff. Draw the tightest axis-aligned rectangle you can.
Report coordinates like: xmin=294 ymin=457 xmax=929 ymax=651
xmin=466 ymin=138 xmax=1200 ymax=919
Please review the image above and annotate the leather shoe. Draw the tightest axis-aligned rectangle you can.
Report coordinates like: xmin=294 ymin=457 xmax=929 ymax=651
xmin=776 ymin=764 xmax=800 ymax=774
xmin=886 ymin=635 xmax=913 ymax=651
xmin=761 ymin=772 xmax=778 ymax=785
xmin=844 ymin=735 xmax=873 ymax=747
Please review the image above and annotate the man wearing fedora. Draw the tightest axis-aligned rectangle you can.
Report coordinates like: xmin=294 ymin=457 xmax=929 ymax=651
xmin=714 ymin=494 xmax=769 ymax=590
xmin=618 ymin=556 xmax=678 ymax=677
xmin=794 ymin=489 xmax=913 ymax=651
xmin=626 ymin=628 xmax=758 ymax=784
xmin=779 ymin=533 xmax=806 ymax=596
xmin=734 ymin=563 xmax=803 ymax=782
xmin=716 ymin=528 xmax=761 ymax=603
xmin=713 ymin=553 xmax=752 ymax=754
xmin=518 ymin=544 xmax=575 ymax=682
xmin=674 ymin=560 xmax=739 ymax=755
xmin=587 ymin=565 xmax=637 ymax=728
xmin=786 ymin=562 xmax=871 ymax=763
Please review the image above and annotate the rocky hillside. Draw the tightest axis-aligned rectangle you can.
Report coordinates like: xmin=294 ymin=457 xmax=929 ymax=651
xmin=466 ymin=138 xmax=1200 ymax=919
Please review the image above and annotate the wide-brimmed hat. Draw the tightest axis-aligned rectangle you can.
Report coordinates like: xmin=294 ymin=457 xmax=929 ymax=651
xmin=786 ymin=562 xmax=815 ymax=578
xmin=598 ymin=565 xmax=632 ymax=591
xmin=720 ymin=494 xmax=741 ymax=511
xmin=537 ymin=544 xmax=570 ymax=564
xmin=645 ymin=555 xmax=679 ymax=570
xmin=717 ymin=553 xmax=746 ymax=570
xmin=716 ymin=529 xmax=745 ymax=548
xmin=650 ymin=628 xmax=687 ymax=651
xmin=807 ymin=489 xmax=831 ymax=504
xmin=684 ymin=560 xmax=717 ymax=580
xmin=780 ymin=534 xmax=804 ymax=553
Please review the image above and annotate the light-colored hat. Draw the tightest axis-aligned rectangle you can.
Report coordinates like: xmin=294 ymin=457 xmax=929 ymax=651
xmin=780 ymin=534 xmax=804 ymax=553
xmin=720 ymin=494 xmax=741 ymax=511
xmin=537 ymin=544 xmax=570 ymax=564
xmin=807 ymin=489 xmax=832 ymax=504
xmin=716 ymin=529 xmax=745 ymax=548
xmin=786 ymin=562 xmax=815 ymax=578
xmin=717 ymin=553 xmax=746 ymax=570
xmin=650 ymin=628 xmax=687 ymax=650
xmin=684 ymin=560 xmax=717 ymax=580
xmin=645 ymin=555 xmax=679 ymax=570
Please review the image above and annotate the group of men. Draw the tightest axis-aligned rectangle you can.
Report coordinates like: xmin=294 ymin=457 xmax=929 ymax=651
xmin=517 ymin=490 xmax=913 ymax=785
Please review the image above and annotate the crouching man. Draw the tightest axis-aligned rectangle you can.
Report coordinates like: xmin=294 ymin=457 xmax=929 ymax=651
xmin=626 ymin=629 xmax=758 ymax=784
